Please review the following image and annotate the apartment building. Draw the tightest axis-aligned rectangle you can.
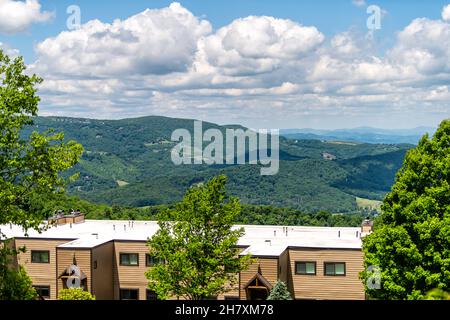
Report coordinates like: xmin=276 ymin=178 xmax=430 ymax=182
xmin=1 ymin=213 xmax=372 ymax=300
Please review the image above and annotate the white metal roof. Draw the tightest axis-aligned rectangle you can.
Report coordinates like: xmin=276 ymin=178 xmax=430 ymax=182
xmin=0 ymin=220 xmax=364 ymax=251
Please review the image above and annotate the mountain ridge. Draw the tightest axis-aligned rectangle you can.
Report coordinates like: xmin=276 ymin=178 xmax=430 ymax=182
xmin=23 ymin=116 xmax=414 ymax=213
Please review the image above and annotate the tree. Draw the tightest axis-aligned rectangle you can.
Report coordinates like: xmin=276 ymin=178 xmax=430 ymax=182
xmin=0 ymin=50 xmax=83 ymax=299
xmin=361 ymin=120 xmax=450 ymax=300
xmin=0 ymin=241 xmax=37 ymax=300
xmin=424 ymin=288 xmax=450 ymax=300
xmin=0 ymin=49 xmax=83 ymax=230
xmin=58 ymin=288 xmax=96 ymax=300
xmin=267 ymin=281 xmax=292 ymax=300
xmin=146 ymin=175 xmax=252 ymax=300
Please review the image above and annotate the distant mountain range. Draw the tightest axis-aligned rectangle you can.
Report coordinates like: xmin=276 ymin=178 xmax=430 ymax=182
xmin=280 ymin=127 xmax=436 ymax=145
xmin=23 ymin=116 xmax=415 ymax=213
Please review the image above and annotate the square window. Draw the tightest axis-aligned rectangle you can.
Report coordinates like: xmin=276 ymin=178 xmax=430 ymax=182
xmin=324 ymin=262 xmax=346 ymax=276
xmin=31 ymin=251 xmax=50 ymax=263
xmin=33 ymin=286 xmax=50 ymax=298
xmin=120 ymin=289 xmax=139 ymax=300
xmin=146 ymin=254 xmax=164 ymax=267
xmin=295 ymin=262 xmax=316 ymax=275
xmin=146 ymin=289 xmax=159 ymax=300
xmin=120 ymin=253 xmax=139 ymax=266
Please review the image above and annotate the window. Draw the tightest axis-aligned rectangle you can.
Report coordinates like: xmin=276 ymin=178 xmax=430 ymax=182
xmin=33 ymin=286 xmax=50 ymax=298
xmin=120 ymin=253 xmax=139 ymax=266
xmin=93 ymin=260 xmax=98 ymax=269
xmin=31 ymin=251 xmax=50 ymax=263
xmin=146 ymin=289 xmax=159 ymax=301
xmin=146 ymin=254 xmax=164 ymax=267
xmin=120 ymin=289 xmax=139 ymax=300
xmin=324 ymin=262 xmax=346 ymax=276
xmin=224 ymin=296 xmax=240 ymax=300
xmin=295 ymin=262 xmax=316 ymax=275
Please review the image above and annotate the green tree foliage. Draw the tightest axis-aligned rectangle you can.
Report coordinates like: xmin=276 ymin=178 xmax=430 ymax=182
xmin=0 ymin=49 xmax=83 ymax=230
xmin=0 ymin=242 xmax=37 ymax=300
xmin=58 ymin=288 xmax=96 ymax=300
xmin=267 ymin=281 xmax=292 ymax=300
xmin=146 ymin=175 xmax=252 ymax=300
xmin=425 ymin=288 xmax=450 ymax=300
xmin=361 ymin=120 xmax=450 ymax=300
xmin=0 ymin=50 xmax=83 ymax=300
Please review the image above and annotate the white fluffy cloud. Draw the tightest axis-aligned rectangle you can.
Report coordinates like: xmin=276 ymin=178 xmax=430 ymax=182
xmin=0 ymin=0 xmax=53 ymax=34
xmin=31 ymin=2 xmax=450 ymax=129
xmin=442 ymin=4 xmax=450 ymax=21
xmin=34 ymin=2 xmax=211 ymax=77
xmin=388 ymin=18 xmax=450 ymax=75
xmin=197 ymin=16 xmax=324 ymax=76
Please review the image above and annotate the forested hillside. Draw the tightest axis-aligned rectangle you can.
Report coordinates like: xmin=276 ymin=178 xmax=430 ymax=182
xmin=23 ymin=116 xmax=413 ymax=213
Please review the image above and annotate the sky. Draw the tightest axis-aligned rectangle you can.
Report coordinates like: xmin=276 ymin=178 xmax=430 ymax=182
xmin=1 ymin=0 xmax=450 ymax=129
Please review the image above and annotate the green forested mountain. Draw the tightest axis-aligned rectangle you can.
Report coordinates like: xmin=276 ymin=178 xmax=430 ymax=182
xmin=24 ymin=116 xmax=413 ymax=213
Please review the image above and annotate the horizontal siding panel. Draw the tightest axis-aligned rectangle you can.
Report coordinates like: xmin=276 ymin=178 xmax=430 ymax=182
xmin=288 ymin=248 xmax=365 ymax=300
xmin=92 ymin=242 xmax=114 ymax=300
xmin=113 ymin=241 xmax=150 ymax=299
xmin=56 ymin=249 xmax=92 ymax=296
xmin=240 ymin=258 xmax=278 ymax=300
xmin=15 ymin=239 xmax=72 ymax=300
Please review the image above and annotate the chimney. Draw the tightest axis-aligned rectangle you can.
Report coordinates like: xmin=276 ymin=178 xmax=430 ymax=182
xmin=361 ymin=218 xmax=374 ymax=233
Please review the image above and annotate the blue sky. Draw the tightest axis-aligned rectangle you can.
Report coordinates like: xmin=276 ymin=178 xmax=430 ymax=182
xmin=6 ymin=0 xmax=449 ymax=62
xmin=1 ymin=0 xmax=450 ymax=129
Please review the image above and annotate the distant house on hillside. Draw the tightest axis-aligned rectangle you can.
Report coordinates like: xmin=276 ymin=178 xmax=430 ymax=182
xmin=322 ymin=152 xmax=337 ymax=160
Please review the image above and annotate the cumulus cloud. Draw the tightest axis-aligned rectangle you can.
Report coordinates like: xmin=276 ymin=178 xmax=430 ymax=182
xmin=0 ymin=0 xmax=53 ymax=34
xmin=30 ymin=2 xmax=450 ymax=129
xmin=443 ymin=4 xmax=450 ymax=21
xmin=197 ymin=16 xmax=324 ymax=76
xmin=388 ymin=18 xmax=450 ymax=75
xmin=33 ymin=2 xmax=211 ymax=77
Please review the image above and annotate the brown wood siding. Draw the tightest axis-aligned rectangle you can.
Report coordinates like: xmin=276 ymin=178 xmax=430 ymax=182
xmin=279 ymin=250 xmax=289 ymax=284
xmin=113 ymin=241 xmax=149 ymax=300
xmin=15 ymin=238 xmax=73 ymax=300
xmin=239 ymin=258 xmax=278 ymax=300
xmin=288 ymin=248 xmax=365 ymax=300
xmin=92 ymin=241 xmax=114 ymax=300
xmin=56 ymin=248 xmax=92 ymax=297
